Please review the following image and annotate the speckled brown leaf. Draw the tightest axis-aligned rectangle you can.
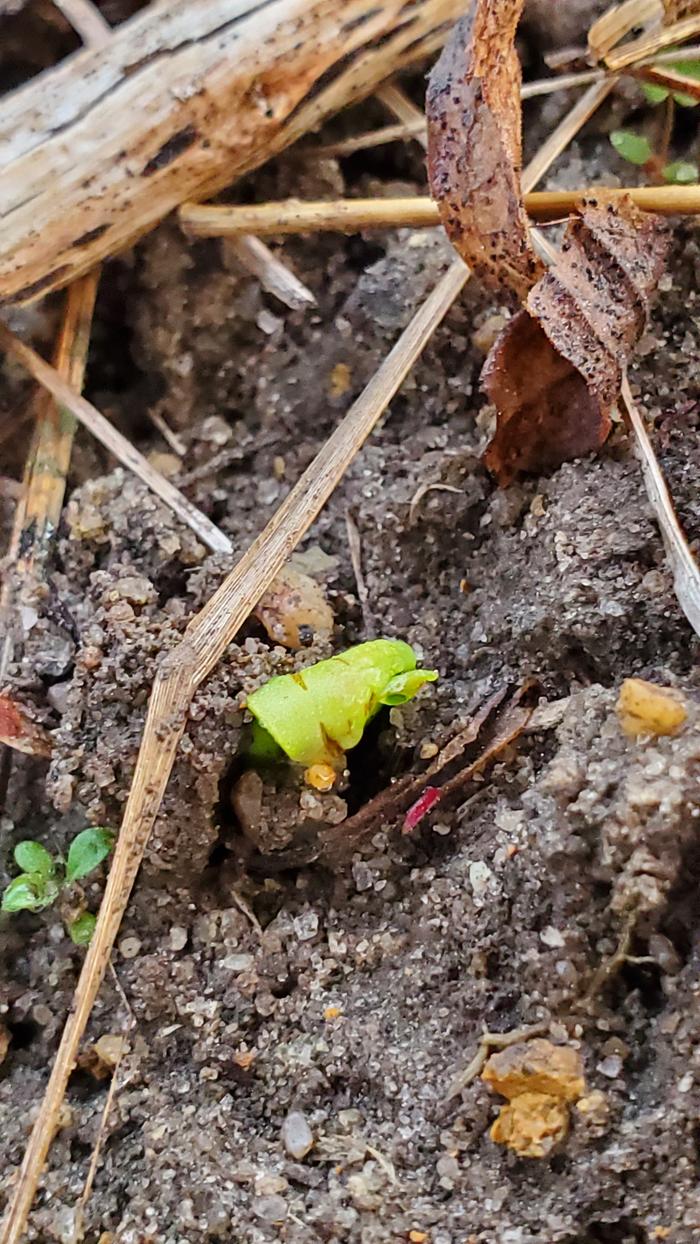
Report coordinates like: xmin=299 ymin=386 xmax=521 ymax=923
xmin=426 ymin=0 xmax=543 ymax=301
xmin=484 ymin=193 xmax=669 ymax=483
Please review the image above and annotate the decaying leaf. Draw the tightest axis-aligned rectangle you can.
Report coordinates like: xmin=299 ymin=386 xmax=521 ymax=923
xmin=427 ymin=3 xmax=670 ymax=484
xmin=484 ymin=193 xmax=669 ymax=482
xmin=426 ymin=0 xmax=543 ymax=301
xmin=0 ymin=693 xmax=51 ymax=757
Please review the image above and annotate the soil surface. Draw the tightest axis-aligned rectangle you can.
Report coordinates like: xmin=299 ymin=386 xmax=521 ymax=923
xmin=2 ymin=4 xmax=700 ymax=1243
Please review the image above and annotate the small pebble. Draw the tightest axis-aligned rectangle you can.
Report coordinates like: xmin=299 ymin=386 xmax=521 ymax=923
xmin=282 ymin=1110 xmax=314 ymax=1159
xmin=169 ymin=926 xmax=188 ymax=952
xmin=119 ymin=936 xmax=142 ymax=959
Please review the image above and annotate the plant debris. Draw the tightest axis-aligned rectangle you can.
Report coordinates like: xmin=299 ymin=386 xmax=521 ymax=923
xmin=616 ymin=676 xmax=688 ymax=737
xmin=0 ymin=693 xmax=51 ymax=756
xmin=483 ymin=1039 xmax=586 ymax=1159
xmin=484 ymin=194 xmax=669 ymax=482
xmin=427 ymin=0 xmax=543 ymax=301
xmin=427 ymin=1 xmax=670 ymax=484
xmin=253 ymin=564 xmax=334 ymax=651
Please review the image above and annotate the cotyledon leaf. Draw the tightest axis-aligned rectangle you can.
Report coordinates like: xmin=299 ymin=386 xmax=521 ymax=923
xmin=246 ymin=639 xmax=438 ymax=767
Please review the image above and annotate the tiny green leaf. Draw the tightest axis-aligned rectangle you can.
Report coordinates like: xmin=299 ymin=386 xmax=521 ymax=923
xmin=2 ymin=873 xmax=58 ymax=913
xmin=642 ymin=82 xmax=669 ymax=104
xmin=381 ymin=668 xmax=439 ymax=706
xmin=668 ymin=59 xmax=700 ymax=107
xmin=247 ymin=639 xmax=438 ymax=766
xmin=65 ymin=827 xmax=115 ymax=883
xmin=13 ymin=840 xmax=55 ymax=878
xmin=68 ymin=911 xmax=97 ymax=945
xmin=662 ymin=159 xmax=698 ymax=183
xmin=610 ymin=130 xmax=654 ymax=165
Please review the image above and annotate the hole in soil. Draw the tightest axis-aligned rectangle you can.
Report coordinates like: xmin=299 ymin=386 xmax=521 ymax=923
xmin=344 ymin=710 xmax=402 ymax=816
xmin=570 ymin=1220 xmax=645 ymax=1244
xmin=7 ymin=1018 xmax=40 ymax=1051
xmin=619 ymin=958 xmax=665 ymax=1017
xmin=270 ymin=972 xmax=298 ymax=999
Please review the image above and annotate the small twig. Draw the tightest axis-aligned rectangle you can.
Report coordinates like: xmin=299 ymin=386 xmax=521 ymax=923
xmin=408 ymin=480 xmax=462 ymax=526
xmin=619 ymin=376 xmax=700 ymax=638
xmin=224 ymin=236 xmax=315 ymax=311
xmin=315 ymin=68 xmax=609 ymax=157
xmin=145 ymin=405 xmax=187 ymax=457
xmin=0 ymin=322 xmax=232 ymax=556
xmin=71 ymin=966 xmax=135 ymax=1244
xmin=376 ymin=81 xmax=428 ymax=141
xmin=588 ymin=0 xmax=662 ymax=61
xmin=578 ymin=914 xmax=637 ymax=1010
xmin=311 ymin=118 xmax=426 ymax=159
xmin=180 ymin=182 xmax=700 ymax=238
xmin=345 ymin=508 xmax=374 ymax=638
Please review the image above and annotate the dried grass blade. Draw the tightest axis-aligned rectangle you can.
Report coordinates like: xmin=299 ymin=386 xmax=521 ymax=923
xmin=16 ymin=274 xmax=98 ymax=583
xmin=606 ymin=12 xmax=700 ymax=65
xmin=588 ymin=0 xmax=663 ymax=59
xmin=620 ymin=375 xmax=700 ymax=637
xmin=0 ymin=322 xmax=232 ymax=555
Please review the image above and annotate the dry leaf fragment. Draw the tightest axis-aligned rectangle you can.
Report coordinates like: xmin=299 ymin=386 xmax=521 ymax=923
xmin=426 ymin=0 xmax=543 ymax=301
xmin=0 ymin=693 xmax=51 ymax=757
xmin=616 ymin=676 xmax=688 ymax=737
xmin=482 ymin=309 xmax=609 ymax=483
xmin=483 ymin=194 xmax=669 ymax=483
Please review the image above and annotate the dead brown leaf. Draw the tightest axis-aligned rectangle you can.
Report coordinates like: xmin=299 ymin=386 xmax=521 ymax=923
xmin=484 ymin=193 xmax=669 ymax=483
xmin=426 ymin=0 xmax=543 ymax=301
xmin=427 ymin=4 xmax=669 ymax=483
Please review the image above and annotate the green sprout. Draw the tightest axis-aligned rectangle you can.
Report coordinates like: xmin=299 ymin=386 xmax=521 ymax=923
xmin=246 ymin=639 xmax=438 ymax=767
xmin=641 ymin=59 xmax=700 ymax=109
xmin=2 ymin=827 xmax=115 ymax=943
xmin=610 ymin=60 xmax=700 ymax=186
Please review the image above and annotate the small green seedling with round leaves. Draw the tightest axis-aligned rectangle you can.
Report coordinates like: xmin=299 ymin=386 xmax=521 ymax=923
xmin=246 ymin=638 xmax=438 ymax=767
xmin=2 ymin=827 xmax=115 ymax=944
xmin=610 ymin=59 xmax=700 ymax=186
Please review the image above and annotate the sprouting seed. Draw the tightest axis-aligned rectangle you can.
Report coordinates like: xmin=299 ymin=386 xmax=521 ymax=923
xmin=246 ymin=639 xmax=438 ymax=767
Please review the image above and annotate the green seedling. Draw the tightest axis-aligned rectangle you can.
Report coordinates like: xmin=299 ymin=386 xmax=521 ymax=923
xmin=246 ymin=638 xmax=438 ymax=767
xmin=610 ymin=128 xmax=698 ymax=183
xmin=2 ymin=827 xmax=115 ymax=944
xmin=610 ymin=60 xmax=700 ymax=186
xmin=641 ymin=59 xmax=700 ymax=109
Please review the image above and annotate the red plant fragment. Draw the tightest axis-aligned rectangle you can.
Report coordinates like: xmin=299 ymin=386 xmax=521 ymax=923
xmin=402 ymin=785 xmax=441 ymax=834
xmin=484 ymin=194 xmax=669 ymax=484
xmin=426 ymin=0 xmax=543 ymax=302
xmin=0 ymin=693 xmax=51 ymax=756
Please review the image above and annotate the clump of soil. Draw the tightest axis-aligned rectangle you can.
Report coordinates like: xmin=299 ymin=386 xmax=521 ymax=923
xmin=2 ymin=8 xmax=700 ymax=1241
